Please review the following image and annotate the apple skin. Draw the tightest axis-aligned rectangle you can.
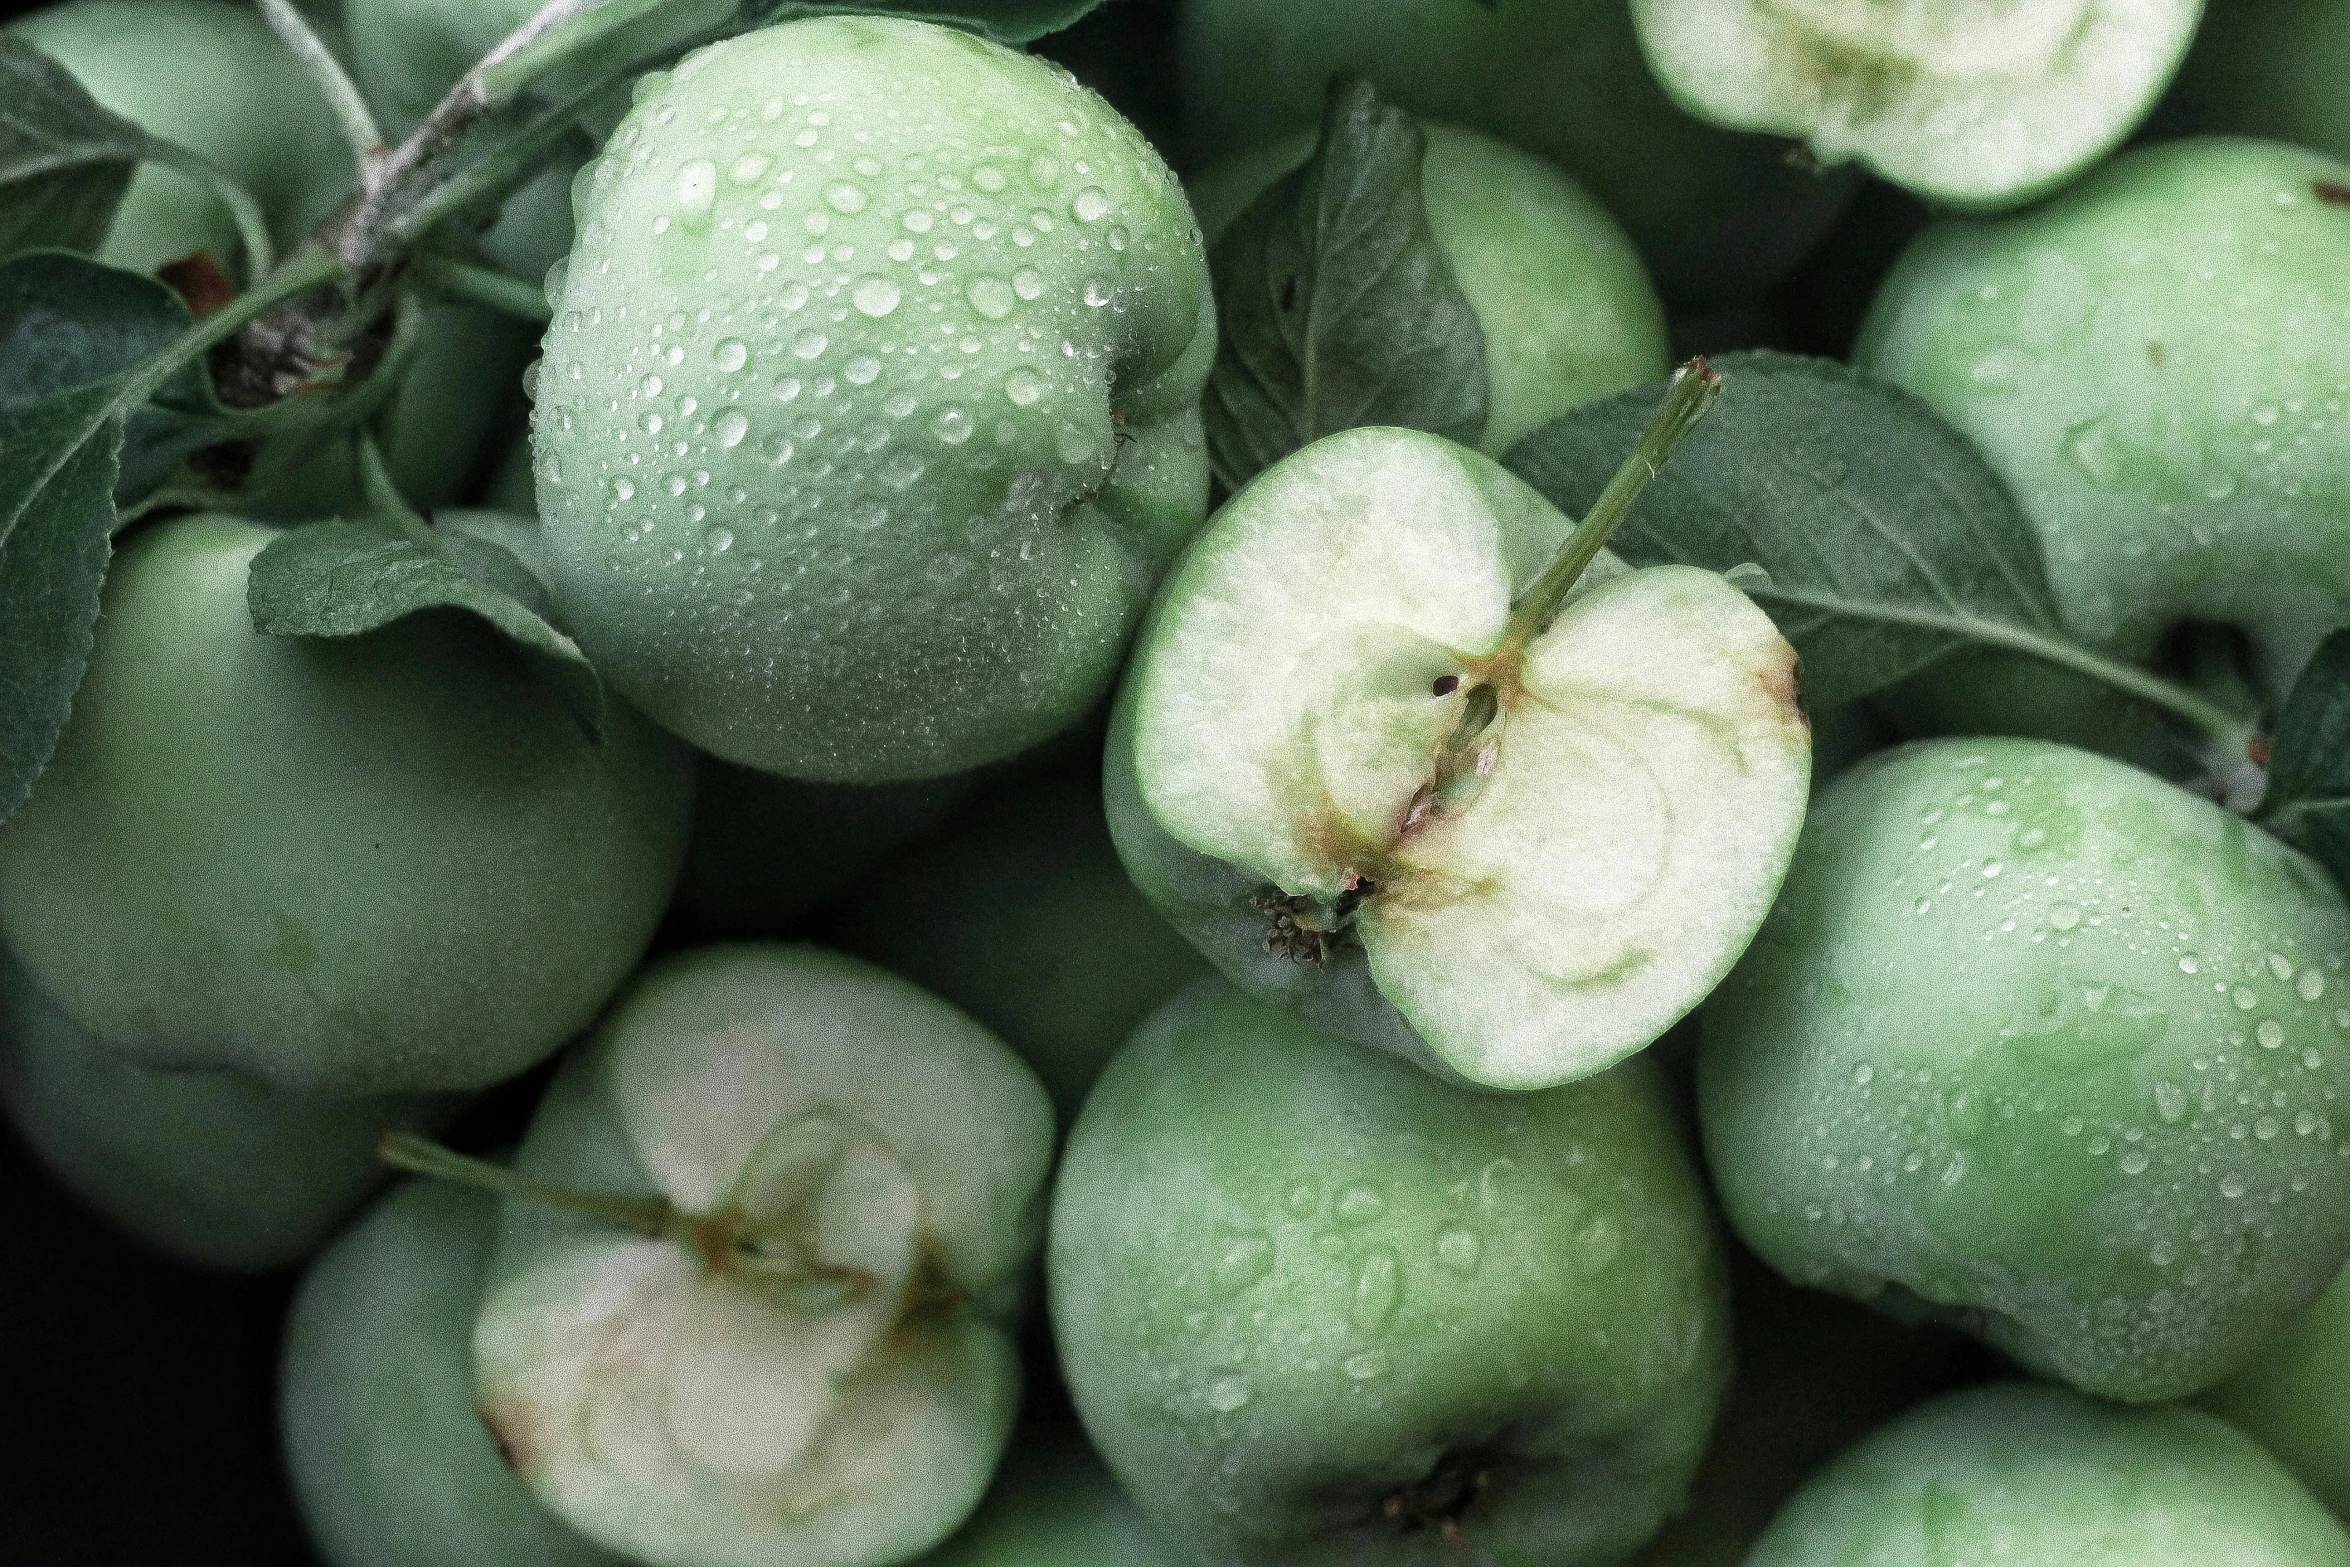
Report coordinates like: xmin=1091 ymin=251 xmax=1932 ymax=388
xmin=1177 ymin=0 xmax=1855 ymax=307
xmin=0 ymin=515 xmax=694 ymax=1100
xmin=11 ymin=0 xmax=350 ymax=274
xmin=2202 ymin=1263 xmax=2350 ymax=1520
xmin=532 ymin=15 xmax=1216 ymax=783
xmin=1189 ymin=121 xmax=1669 ymax=456
xmin=0 ymin=950 xmax=457 ymax=1272
xmin=280 ymin=1179 xmax=628 ymax=1567
xmin=1048 ymin=979 xmax=1729 ymax=1567
xmin=1856 ymin=137 xmax=2350 ymax=702
xmin=828 ymin=776 xmax=1210 ymax=1118
xmin=1701 ymin=736 xmax=2350 ymax=1403
xmin=1747 ymin=1383 xmax=2350 ymax=1567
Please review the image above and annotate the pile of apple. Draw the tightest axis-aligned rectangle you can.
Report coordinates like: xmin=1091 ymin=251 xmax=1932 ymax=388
xmin=5 ymin=0 xmax=2350 ymax=1563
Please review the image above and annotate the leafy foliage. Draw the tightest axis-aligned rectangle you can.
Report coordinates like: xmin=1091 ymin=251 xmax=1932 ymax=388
xmin=2262 ymin=631 xmax=2350 ymax=894
xmin=1203 ymin=77 xmax=1488 ymax=492
xmin=247 ymin=515 xmax=608 ymax=737
xmin=0 ymin=37 xmax=146 ymax=261
xmin=0 ymin=251 xmax=202 ymax=821
xmin=1506 ymin=351 xmax=2072 ymax=714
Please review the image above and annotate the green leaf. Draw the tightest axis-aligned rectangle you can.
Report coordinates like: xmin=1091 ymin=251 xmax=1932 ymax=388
xmin=750 ymin=0 xmax=1106 ymax=43
xmin=0 ymin=249 xmax=204 ymax=822
xmin=1202 ymin=76 xmax=1488 ymax=492
xmin=2261 ymin=631 xmax=2350 ymax=892
xmin=246 ymin=515 xmax=609 ymax=739
xmin=0 ymin=36 xmax=147 ymax=260
xmin=1504 ymin=351 xmax=2070 ymax=713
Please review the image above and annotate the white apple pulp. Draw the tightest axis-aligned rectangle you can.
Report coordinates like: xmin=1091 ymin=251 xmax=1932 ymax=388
xmin=473 ymin=948 xmax=1053 ymax=1567
xmin=1119 ymin=429 xmax=1810 ymax=1089
xmin=1631 ymin=0 xmax=2202 ymax=209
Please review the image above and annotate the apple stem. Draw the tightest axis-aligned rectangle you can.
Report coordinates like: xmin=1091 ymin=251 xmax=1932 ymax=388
xmin=1494 ymin=357 xmax=1722 ymax=664
xmin=379 ymin=1129 xmax=682 ymax=1240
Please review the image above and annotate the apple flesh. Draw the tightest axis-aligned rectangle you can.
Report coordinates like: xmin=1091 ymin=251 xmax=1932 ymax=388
xmin=472 ymin=944 xmax=1055 ymax=1567
xmin=1108 ymin=423 xmax=1809 ymax=1090
xmin=1048 ymin=979 xmax=1730 ymax=1567
xmin=1748 ymin=1383 xmax=2350 ymax=1566
xmin=281 ymin=1179 xmax=627 ymax=1567
xmin=1702 ymin=737 xmax=2350 ymax=1402
xmin=1189 ymin=121 xmax=1669 ymax=457
xmin=1630 ymin=0 xmax=2201 ymax=210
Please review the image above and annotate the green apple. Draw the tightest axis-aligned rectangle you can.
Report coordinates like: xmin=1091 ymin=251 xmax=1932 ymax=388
xmin=2163 ymin=0 xmax=2350 ymax=164
xmin=828 ymin=776 xmax=1210 ymax=1117
xmin=1190 ymin=120 xmax=1669 ymax=457
xmin=468 ymin=943 xmax=1055 ymax=1567
xmin=671 ymin=759 xmax=976 ymax=941
xmin=918 ymin=1432 xmax=1184 ymax=1567
xmin=0 ymin=514 xmax=694 ymax=1099
xmin=281 ymin=1178 xmax=627 ymax=1567
xmin=1178 ymin=0 xmax=1856 ymax=306
xmin=1107 ymin=405 xmax=1811 ymax=1090
xmin=1626 ymin=1249 xmax=1989 ymax=1567
xmin=12 ymin=0 xmax=350 ymax=274
xmin=532 ymin=16 xmax=1216 ymax=782
xmin=1629 ymin=0 xmax=2202 ymax=210
xmin=1049 ymin=980 xmax=1730 ymax=1566
xmin=2203 ymin=1263 xmax=2350 ymax=1519
xmin=1702 ymin=736 xmax=2350 ymax=1403
xmin=1856 ymin=138 xmax=2350 ymax=702
xmin=1748 ymin=1383 xmax=2350 ymax=1566
xmin=0 ymin=949 xmax=454 ymax=1271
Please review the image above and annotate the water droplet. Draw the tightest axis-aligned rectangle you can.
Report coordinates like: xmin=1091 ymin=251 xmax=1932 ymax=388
xmin=823 ymin=180 xmax=868 ymax=214
xmin=1028 ymin=154 xmax=1060 ymax=188
xmin=2017 ymin=827 xmax=2048 ymax=850
xmin=968 ymin=276 xmax=1016 ymax=319
xmin=1004 ymin=368 xmax=1043 ymax=406
xmin=972 ymin=164 xmax=1007 ymax=193
xmin=1853 ymin=1061 xmax=1875 ymax=1085
xmin=714 ymin=409 xmax=749 ymax=448
xmin=703 ymin=523 xmax=734 ymax=552
xmin=853 ymin=276 xmax=901 ymax=317
xmin=1213 ymin=1231 xmax=1273 ymax=1294
xmin=1012 ymin=267 xmax=1044 ymax=301
xmin=2300 ymin=969 xmax=2328 ymax=1003
xmin=1205 ymin=1375 xmax=1251 ymax=1413
xmin=2154 ymin=1081 xmax=2188 ymax=1122
xmin=610 ymin=476 xmax=635 ymax=502
xmin=2259 ymin=1019 xmax=2287 ymax=1049
xmin=1434 ymin=1227 xmax=1481 ymax=1274
xmin=844 ymin=355 xmax=881 ymax=386
xmin=2048 ymin=903 xmax=2082 ymax=932
xmin=2271 ymin=954 xmax=2298 ymax=982
xmin=2256 ymin=1114 xmax=2282 ymax=1140
xmin=1573 ymin=1215 xmax=1622 ymax=1273
xmin=1072 ymin=186 xmax=1112 ymax=222
xmin=2180 ymin=956 xmax=2200 ymax=975
xmin=1981 ymin=861 xmax=2003 ymax=879
xmin=2119 ymin=1148 xmax=2149 ymax=1175
xmin=674 ymin=158 xmax=717 ymax=215
xmin=2150 ymin=1239 xmax=2177 ymax=1267
xmin=793 ymin=330 xmax=828 ymax=359
xmin=879 ymin=450 xmax=926 ymax=489
xmin=1083 ymin=276 xmax=1114 ymax=308
xmin=2220 ymin=1172 xmax=2248 ymax=1199
xmin=713 ymin=339 xmax=748 ymax=374
xmin=932 ymin=406 xmax=973 ymax=444
xmin=2065 ymin=418 xmax=2121 ymax=485
xmin=728 ymin=153 xmax=770 ymax=184
xmin=1350 ymin=1248 xmax=1400 ymax=1330
xmin=1335 ymin=1185 xmax=1386 ymax=1225
xmin=1343 ymin=1349 xmax=1389 ymax=1381
xmin=2235 ymin=987 xmax=2261 ymax=1011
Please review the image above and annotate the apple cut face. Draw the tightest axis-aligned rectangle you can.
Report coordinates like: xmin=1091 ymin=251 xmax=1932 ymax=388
xmin=1629 ymin=0 xmax=2201 ymax=210
xmin=473 ymin=947 xmax=1053 ymax=1567
xmin=1116 ymin=428 xmax=1809 ymax=1090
